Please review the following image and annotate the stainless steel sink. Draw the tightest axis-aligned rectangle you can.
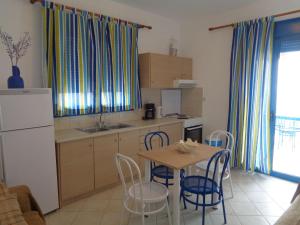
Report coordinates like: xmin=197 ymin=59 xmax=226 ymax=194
xmin=77 ymin=123 xmax=133 ymax=133
xmin=77 ymin=127 xmax=109 ymax=133
xmin=106 ymin=123 xmax=133 ymax=129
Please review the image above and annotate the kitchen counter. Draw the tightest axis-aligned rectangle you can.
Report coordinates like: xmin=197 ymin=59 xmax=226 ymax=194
xmin=55 ymin=118 xmax=183 ymax=143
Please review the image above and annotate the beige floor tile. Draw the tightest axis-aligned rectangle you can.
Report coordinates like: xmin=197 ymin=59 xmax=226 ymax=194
xmin=111 ymin=185 xmax=124 ymax=199
xmin=231 ymin=173 xmax=255 ymax=183
xmin=245 ymin=192 xmax=274 ymax=203
xmin=128 ymin=214 xmax=157 ymax=225
xmin=237 ymin=215 xmax=269 ymax=225
xmin=210 ymin=215 xmax=241 ymax=225
xmin=156 ymin=217 xmax=172 ymax=225
xmin=272 ymin=200 xmax=291 ymax=211
xmin=82 ymin=198 xmax=109 ymax=212
xmin=208 ymin=201 xmax=235 ymax=215
xmin=254 ymin=202 xmax=285 ymax=216
xmin=268 ymin=191 xmax=294 ymax=206
xmin=223 ymin=181 xmax=243 ymax=193
xmin=264 ymin=216 xmax=280 ymax=225
xmin=72 ymin=211 xmax=102 ymax=225
xmin=100 ymin=212 xmax=129 ymax=225
xmin=92 ymin=189 xmax=115 ymax=200
xmin=45 ymin=211 xmax=78 ymax=225
xmin=230 ymin=202 xmax=261 ymax=216
xmin=45 ymin=169 xmax=297 ymax=225
xmin=238 ymin=183 xmax=264 ymax=193
xmin=228 ymin=192 xmax=250 ymax=203
xmin=183 ymin=210 xmax=213 ymax=225
xmin=59 ymin=199 xmax=86 ymax=212
xmin=105 ymin=199 xmax=124 ymax=213
xmin=155 ymin=212 xmax=172 ymax=225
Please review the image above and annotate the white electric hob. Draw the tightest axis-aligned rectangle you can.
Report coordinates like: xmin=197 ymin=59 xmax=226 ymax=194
xmin=165 ymin=114 xmax=203 ymax=128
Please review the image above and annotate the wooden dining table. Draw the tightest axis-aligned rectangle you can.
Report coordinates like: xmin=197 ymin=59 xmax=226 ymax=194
xmin=138 ymin=143 xmax=221 ymax=225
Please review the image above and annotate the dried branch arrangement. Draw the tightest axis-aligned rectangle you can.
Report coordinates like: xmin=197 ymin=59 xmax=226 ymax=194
xmin=0 ymin=28 xmax=31 ymax=66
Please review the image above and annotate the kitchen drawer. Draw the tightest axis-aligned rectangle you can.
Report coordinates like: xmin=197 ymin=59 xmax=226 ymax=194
xmin=139 ymin=126 xmax=159 ymax=137
xmin=140 ymin=135 xmax=162 ymax=144
xmin=119 ymin=130 xmax=140 ymax=156
xmin=159 ymin=123 xmax=183 ymax=144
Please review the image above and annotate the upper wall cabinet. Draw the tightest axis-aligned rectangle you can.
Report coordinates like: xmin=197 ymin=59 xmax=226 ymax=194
xmin=139 ymin=53 xmax=193 ymax=88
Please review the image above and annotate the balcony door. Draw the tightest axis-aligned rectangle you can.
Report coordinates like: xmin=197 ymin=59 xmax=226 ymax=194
xmin=271 ymin=18 xmax=300 ymax=182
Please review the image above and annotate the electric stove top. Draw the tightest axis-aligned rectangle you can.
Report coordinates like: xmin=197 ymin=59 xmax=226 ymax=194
xmin=165 ymin=114 xmax=203 ymax=128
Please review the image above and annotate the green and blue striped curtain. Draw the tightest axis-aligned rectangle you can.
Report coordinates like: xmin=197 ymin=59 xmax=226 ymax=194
xmin=228 ymin=17 xmax=274 ymax=174
xmin=42 ymin=1 xmax=142 ymax=117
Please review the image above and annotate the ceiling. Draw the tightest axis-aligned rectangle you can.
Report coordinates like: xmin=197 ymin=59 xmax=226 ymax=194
xmin=110 ymin=0 xmax=258 ymax=21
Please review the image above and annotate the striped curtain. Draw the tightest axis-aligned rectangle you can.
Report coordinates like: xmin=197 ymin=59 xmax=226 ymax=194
xmin=42 ymin=1 xmax=142 ymax=117
xmin=228 ymin=17 xmax=274 ymax=174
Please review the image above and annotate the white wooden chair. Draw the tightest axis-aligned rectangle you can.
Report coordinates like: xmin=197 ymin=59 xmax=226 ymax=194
xmin=115 ymin=153 xmax=172 ymax=225
xmin=196 ymin=130 xmax=235 ymax=199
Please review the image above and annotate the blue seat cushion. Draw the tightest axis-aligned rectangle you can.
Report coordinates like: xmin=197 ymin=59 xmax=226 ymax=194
xmin=152 ymin=165 xmax=173 ymax=179
xmin=181 ymin=176 xmax=219 ymax=194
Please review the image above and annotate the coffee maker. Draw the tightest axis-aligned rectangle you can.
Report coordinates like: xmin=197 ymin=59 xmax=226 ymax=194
xmin=143 ymin=103 xmax=156 ymax=120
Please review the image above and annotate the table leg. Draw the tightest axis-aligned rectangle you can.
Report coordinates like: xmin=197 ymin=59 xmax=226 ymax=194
xmin=173 ymin=169 xmax=181 ymax=225
xmin=145 ymin=159 xmax=151 ymax=182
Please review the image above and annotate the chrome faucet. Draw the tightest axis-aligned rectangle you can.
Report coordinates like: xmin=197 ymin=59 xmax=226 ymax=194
xmin=97 ymin=113 xmax=105 ymax=128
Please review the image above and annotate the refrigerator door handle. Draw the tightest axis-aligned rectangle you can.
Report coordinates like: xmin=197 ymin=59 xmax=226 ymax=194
xmin=0 ymin=135 xmax=6 ymax=183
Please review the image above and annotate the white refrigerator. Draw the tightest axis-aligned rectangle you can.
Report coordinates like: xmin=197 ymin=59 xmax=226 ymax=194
xmin=0 ymin=88 xmax=59 ymax=214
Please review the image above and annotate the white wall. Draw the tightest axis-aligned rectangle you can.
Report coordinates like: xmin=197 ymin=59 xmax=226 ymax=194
xmin=3 ymin=0 xmax=300 ymax=131
xmin=0 ymin=0 xmax=181 ymax=89
xmin=181 ymin=0 xmax=300 ymax=137
xmin=0 ymin=0 xmax=42 ymax=89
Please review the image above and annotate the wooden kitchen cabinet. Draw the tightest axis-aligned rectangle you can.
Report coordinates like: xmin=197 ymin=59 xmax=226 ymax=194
xmin=181 ymin=58 xmax=193 ymax=79
xmin=139 ymin=53 xmax=192 ymax=88
xmin=119 ymin=130 xmax=140 ymax=174
xmin=139 ymin=126 xmax=160 ymax=172
xmin=139 ymin=126 xmax=160 ymax=149
xmin=94 ymin=134 xmax=118 ymax=189
xmin=56 ymin=122 xmax=183 ymax=206
xmin=119 ymin=130 xmax=140 ymax=156
xmin=58 ymin=138 xmax=94 ymax=203
xmin=159 ymin=123 xmax=183 ymax=144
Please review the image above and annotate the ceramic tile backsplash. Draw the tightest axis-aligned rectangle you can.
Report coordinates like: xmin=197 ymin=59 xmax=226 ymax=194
xmin=141 ymin=88 xmax=161 ymax=106
xmin=54 ymin=89 xmax=161 ymax=131
xmin=181 ymin=87 xmax=203 ymax=117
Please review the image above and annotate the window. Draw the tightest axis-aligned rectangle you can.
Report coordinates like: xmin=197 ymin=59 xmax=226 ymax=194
xmin=42 ymin=3 xmax=142 ymax=117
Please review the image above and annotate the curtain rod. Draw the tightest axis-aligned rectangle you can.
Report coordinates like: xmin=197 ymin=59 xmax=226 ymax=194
xmin=30 ymin=0 xmax=152 ymax=29
xmin=209 ymin=8 xmax=300 ymax=31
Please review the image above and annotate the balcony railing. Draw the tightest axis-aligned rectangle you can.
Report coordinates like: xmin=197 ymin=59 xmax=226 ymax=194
xmin=273 ymin=116 xmax=300 ymax=177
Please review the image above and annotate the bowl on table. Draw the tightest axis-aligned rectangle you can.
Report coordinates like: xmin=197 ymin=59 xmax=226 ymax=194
xmin=175 ymin=138 xmax=199 ymax=154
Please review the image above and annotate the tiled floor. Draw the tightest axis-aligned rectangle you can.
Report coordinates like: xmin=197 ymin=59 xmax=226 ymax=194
xmin=46 ymin=169 xmax=297 ymax=225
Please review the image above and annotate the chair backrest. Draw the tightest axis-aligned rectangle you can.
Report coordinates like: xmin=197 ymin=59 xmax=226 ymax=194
xmin=144 ymin=131 xmax=170 ymax=150
xmin=209 ymin=130 xmax=234 ymax=152
xmin=144 ymin=131 xmax=170 ymax=169
xmin=115 ymin=153 xmax=143 ymax=211
xmin=204 ymin=149 xmax=231 ymax=203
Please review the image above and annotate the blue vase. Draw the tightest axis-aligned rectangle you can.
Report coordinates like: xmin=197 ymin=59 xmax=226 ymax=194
xmin=8 ymin=66 xmax=24 ymax=88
